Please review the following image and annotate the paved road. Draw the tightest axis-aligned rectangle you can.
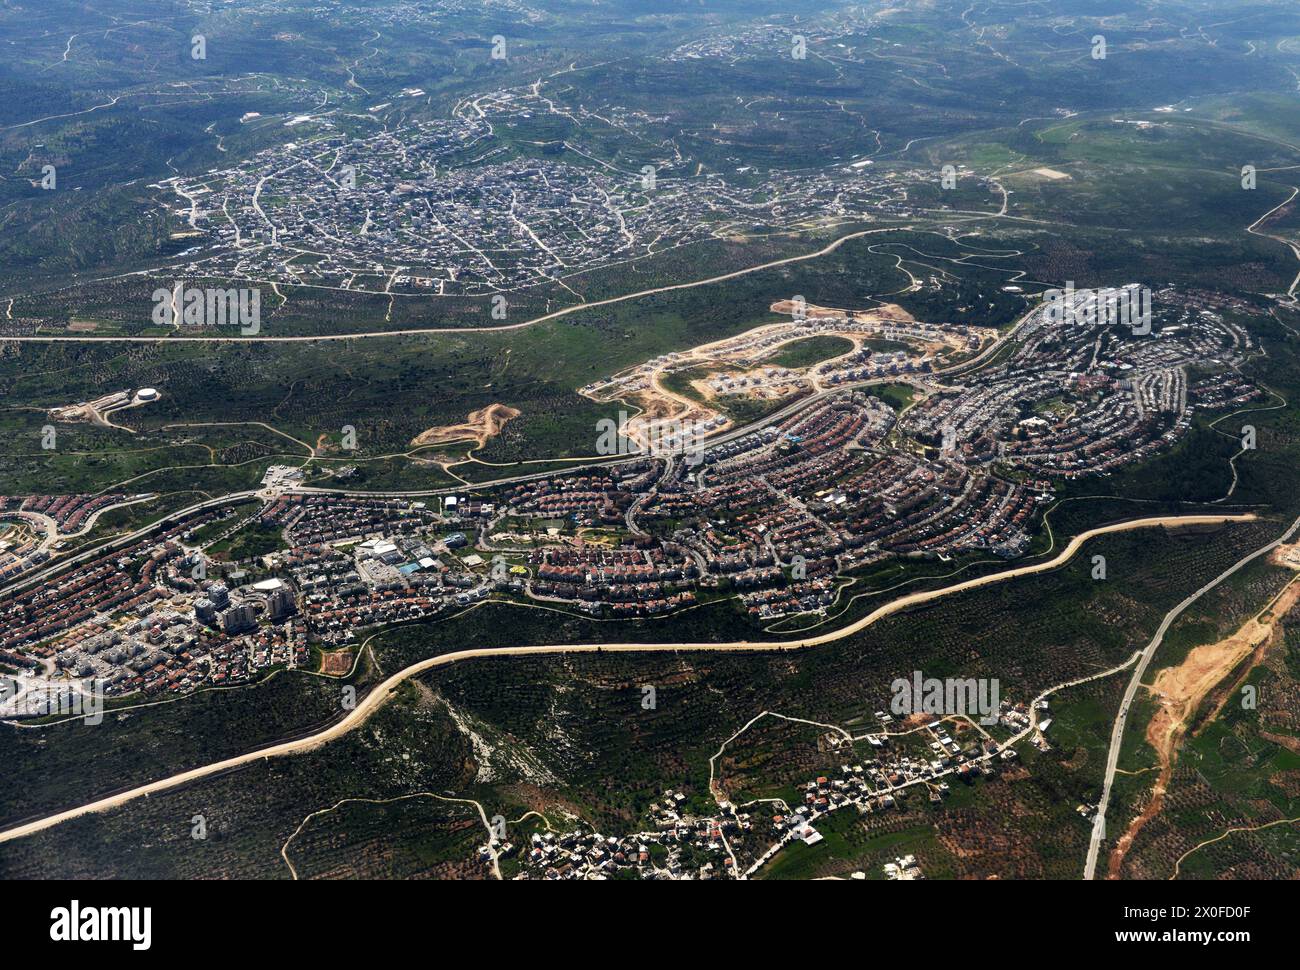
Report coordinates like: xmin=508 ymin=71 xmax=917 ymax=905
xmin=0 ymin=289 xmax=1038 ymax=595
xmin=0 ymin=377 xmax=893 ymax=597
xmin=0 ymin=512 xmax=1253 ymax=845
xmin=0 ymin=491 xmax=262 ymax=600
xmin=0 ymin=227 xmax=909 ymax=344
xmin=1083 ymin=511 xmax=1300 ymax=880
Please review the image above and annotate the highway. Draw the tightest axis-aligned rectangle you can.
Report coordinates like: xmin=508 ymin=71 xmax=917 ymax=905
xmin=0 ymin=491 xmax=262 ymax=600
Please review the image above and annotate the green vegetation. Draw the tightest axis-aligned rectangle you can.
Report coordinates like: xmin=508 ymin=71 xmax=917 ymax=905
xmin=864 ymin=382 xmax=919 ymax=413
xmin=208 ymin=519 xmax=288 ymax=561
xmin=761 ymin=335 xmax=854 ymax=369
xmin=7 ymin=0 xmax=1300 ymax=881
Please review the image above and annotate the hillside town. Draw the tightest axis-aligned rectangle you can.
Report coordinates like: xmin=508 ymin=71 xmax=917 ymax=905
xmin=155 ymin=82 xmax=923 ymax=303
xmin=495 ymin=695 xmax=1048 ymax=879
xmin=0 ymin=288 xmax=1263 ymax=710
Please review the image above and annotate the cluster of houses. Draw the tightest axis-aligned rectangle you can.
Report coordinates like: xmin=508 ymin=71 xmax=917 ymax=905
xmin=501 ymin=465 xmax=656 ymax=528
xmin=0 ymin=497 xmax=318 ymax=701
xmin=2 ymin=493 xmax=136 ymax=534
xmin=497 ymin=697 xmax=1045 ymax=879
xmin=503 ymin=790 xmax=753 ymax=880
xmin=908 ymin=287 xmax=1256 ymax=480
xmin=0 ymin=494 xmax=147 ymax=583
xmin=636 ymin=391 xmax=1043 ymax=604
xmin=258 ymin=498 xmax=491 ymax=643
xmin=525 ymin=545 xmax=700 ymax=617
xmin=164 ymin=77 xmax=914 ymax=304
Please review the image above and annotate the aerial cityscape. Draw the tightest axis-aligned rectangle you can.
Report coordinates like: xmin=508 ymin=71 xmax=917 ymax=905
xmin=1 ymin=0 xmax=1300 ymax=911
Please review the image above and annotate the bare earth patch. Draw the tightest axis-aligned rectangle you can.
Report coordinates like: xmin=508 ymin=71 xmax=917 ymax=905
xmin=320 ymin=650 xmax=355 ymax=676
xmin=411 ymin=403 xmax=521 ymax=449
xmin=580 ymin=300 xmax=973 ymax=451
xmin=1268 ymin=542 xmax=1300 ymax=571
xmin=1108 ymin=579 xmax=1300 ymax=877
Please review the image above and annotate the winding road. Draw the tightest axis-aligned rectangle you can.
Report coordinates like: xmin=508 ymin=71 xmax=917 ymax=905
xmin=0 ymin=512 xmax=1255 ymax=846
xmin=0 ymin=300 xmax=1037 ymax=600
xmin=1 ymin=226 xmax=909 ymax=344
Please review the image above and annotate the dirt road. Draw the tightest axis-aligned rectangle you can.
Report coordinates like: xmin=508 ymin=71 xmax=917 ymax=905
xmin=0 ymin=513 xmax=1255 ymax=845
xmin=2 ymin=227 xmax=908 ymax=344
xmin=1085 ymin=511 xmax=1300 ymax=880
xmin=1107 ymin=572 xmax=1300 ymax=877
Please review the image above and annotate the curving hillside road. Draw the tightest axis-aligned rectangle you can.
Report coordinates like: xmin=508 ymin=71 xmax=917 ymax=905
xmin=0 ymin=512 xmax=1255 ymax=846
